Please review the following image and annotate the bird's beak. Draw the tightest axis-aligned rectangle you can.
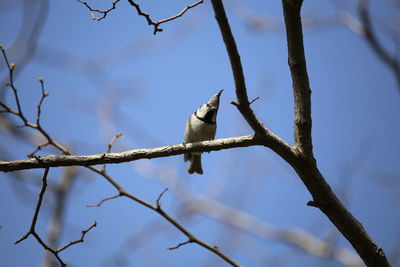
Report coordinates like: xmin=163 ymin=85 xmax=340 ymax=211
xmin=208 ymin=90 xmax=223 ymax=109
xmin=213 ymin=89 xmax=223 ymax=101
xmin=208 ymin=89 xmax=223 ymax=107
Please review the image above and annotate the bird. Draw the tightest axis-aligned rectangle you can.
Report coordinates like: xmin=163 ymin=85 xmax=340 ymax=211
xmin=183 ymin=89 xmax=223 ymax=174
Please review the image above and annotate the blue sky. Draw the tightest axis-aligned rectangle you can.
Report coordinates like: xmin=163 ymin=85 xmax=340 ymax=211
xmin=1 ymin=0 xmax=400 ymax=266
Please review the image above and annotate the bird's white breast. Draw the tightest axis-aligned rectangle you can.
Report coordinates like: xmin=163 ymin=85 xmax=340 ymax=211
xmin=184 ymin=114 xmax=216 ymax=144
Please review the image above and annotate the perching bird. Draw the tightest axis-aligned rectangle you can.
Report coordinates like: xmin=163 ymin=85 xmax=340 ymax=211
xmin=184 ymin=90 xmax=223 ymax=174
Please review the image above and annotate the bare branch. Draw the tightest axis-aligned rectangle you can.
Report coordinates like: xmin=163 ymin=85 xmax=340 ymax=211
xmin=27 ymin=142 xmax=49 ymax=158
xmin=15 ymin=167 xmax=50 ymax=245
xmin=86 ymin=165 xmax=241 ymax=267
xmin=156 ymin=187 xmax=169 ymax=209
xmin=14 ymin=168 xmax=66 ymax=266
xmin=14 ymin=167 xmax=95 ymax=266
xmin=0 ymin=5 xmax=290 ymax=267
xmin=42 ymin=166 xmax=78 ymax=267
xmin=210 ymin=0 xmax=265 ymax=135
xmin=281 ymin=1 xmax=390 ymax=266
xmin=4 ymin=3 xmax=390 ymax=265
xmin=35 ymin=77 xmax=48 ymax=127
xmin=106 ymin=132 xmax=123 ymax=153
xmin=210 ymin=0 xmax=295 ymax=166
xmin=57 ymin=221 xmax=97 ymax=253
xmin=77 ymin=0 xmax=204 ymax=33
xmin=0 ymin=46 xmax=69 ymax=155
xmin=0 ymin=53 xmax=28 ymax=126
xmin=168 ymin=239 xmax=193 ymax=250
xmin=103 ymin=132 xmax=123 ymax=172
xmin=86 ymin=193 xmax=122 ymax=207
xmin=282 ymin=0 xmax=313 ymax=157
xmin=249 ymin=96 xmax=260 ymax=105
xmin=0 ymin=135 xmax=264 ymax=172
xmin=127 ymin=0 xmax=204 ymax=35
xmin=76 ymin=0 xmax=121 ymax=21
xmin=157 ymin=0 xmax=204 ymax=24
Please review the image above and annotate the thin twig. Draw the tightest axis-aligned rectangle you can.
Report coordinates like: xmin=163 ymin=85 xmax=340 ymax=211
xmin=77 ymin=0 xmax=204 ymax=34
xmin=76 ymin=0 xmax=121 ymax=21
xmin=157 ymin=0 xmax=204 ymax=24
xmin=27 ymin=142 xmax=49 ymax=158
xmin=57 ymin=221 xmax=97 ymax=252
xmin=126 ymin=0 xmax=204 ymax=35
xmin=168 ymin=239 xmax=193 ymax=250
xmin=249 ymin=96 xmax=260 ymax=105
xmin=86 ymin=193 xmax=122 ymax=207
xmin=156 ymin=187 xmax=169 ymax=209
xmin=36 ymin=77 xmax=48 ymax=127
xmin=15 ymin=168 xmax=50 ymax=245
xmin=103 ymin=132 xmax=123 ymax=172
xmin=0 ymin=47 xmax=69 ymax=156
xmin=1 ymin=51 xmax=27 ymax=126
xmin=107 ymin=132 xmax=123 ymax=153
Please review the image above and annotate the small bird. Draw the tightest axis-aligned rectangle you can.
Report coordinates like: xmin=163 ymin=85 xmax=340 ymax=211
xmin=184 ymin=90 xmax=223 ymax=174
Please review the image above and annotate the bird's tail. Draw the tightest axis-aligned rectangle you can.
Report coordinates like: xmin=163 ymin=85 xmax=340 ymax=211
xmin=187 ymin=154 xmax=203 ymax=175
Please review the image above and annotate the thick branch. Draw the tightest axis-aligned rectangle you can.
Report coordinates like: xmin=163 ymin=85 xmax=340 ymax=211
xmin=292 ymin=160 xmax=390 ymax=267
xmin=282 ymin=1 xmax=390 ymax=266
xmin=282 ymin=0 xmax=313 ymax=157
xmin=210 ymin=0 xmax=294 ymax=164
xmin=210 ymin=0 xmax=267 ymax=137
xmin=0 ymin=135 xmax=263 ymax=172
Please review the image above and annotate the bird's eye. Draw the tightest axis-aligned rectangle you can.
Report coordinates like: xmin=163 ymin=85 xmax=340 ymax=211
xmin=206 ymin=103 xmax=210 ymax=107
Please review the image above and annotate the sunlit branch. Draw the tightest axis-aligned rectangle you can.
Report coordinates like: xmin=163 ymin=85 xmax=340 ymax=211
xmin=76 ymin=0 xmax=121 ymax=21
xmin=0 ymin=135 xmax=264 ymax=172
xmin=127 ymin=0 xmax=204 ymax=34
xmin=0 ymin=45 xmax=241 ymax=266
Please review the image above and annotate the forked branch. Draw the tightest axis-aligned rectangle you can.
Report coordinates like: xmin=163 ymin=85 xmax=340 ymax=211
xmin=0 ymin=46 xmax=240 ymax=267
xmin=77 ymin=0 xmax=204 ymax=34
xmin=14 ymin=168 xmax=96 ymax=266
xmin=210 ymin=0 xmax=391 ymax=266
xmin=281 ymin=1 xmax=390 ymax=266
xmin=127 ymin=0 xmax=204 ymax=34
